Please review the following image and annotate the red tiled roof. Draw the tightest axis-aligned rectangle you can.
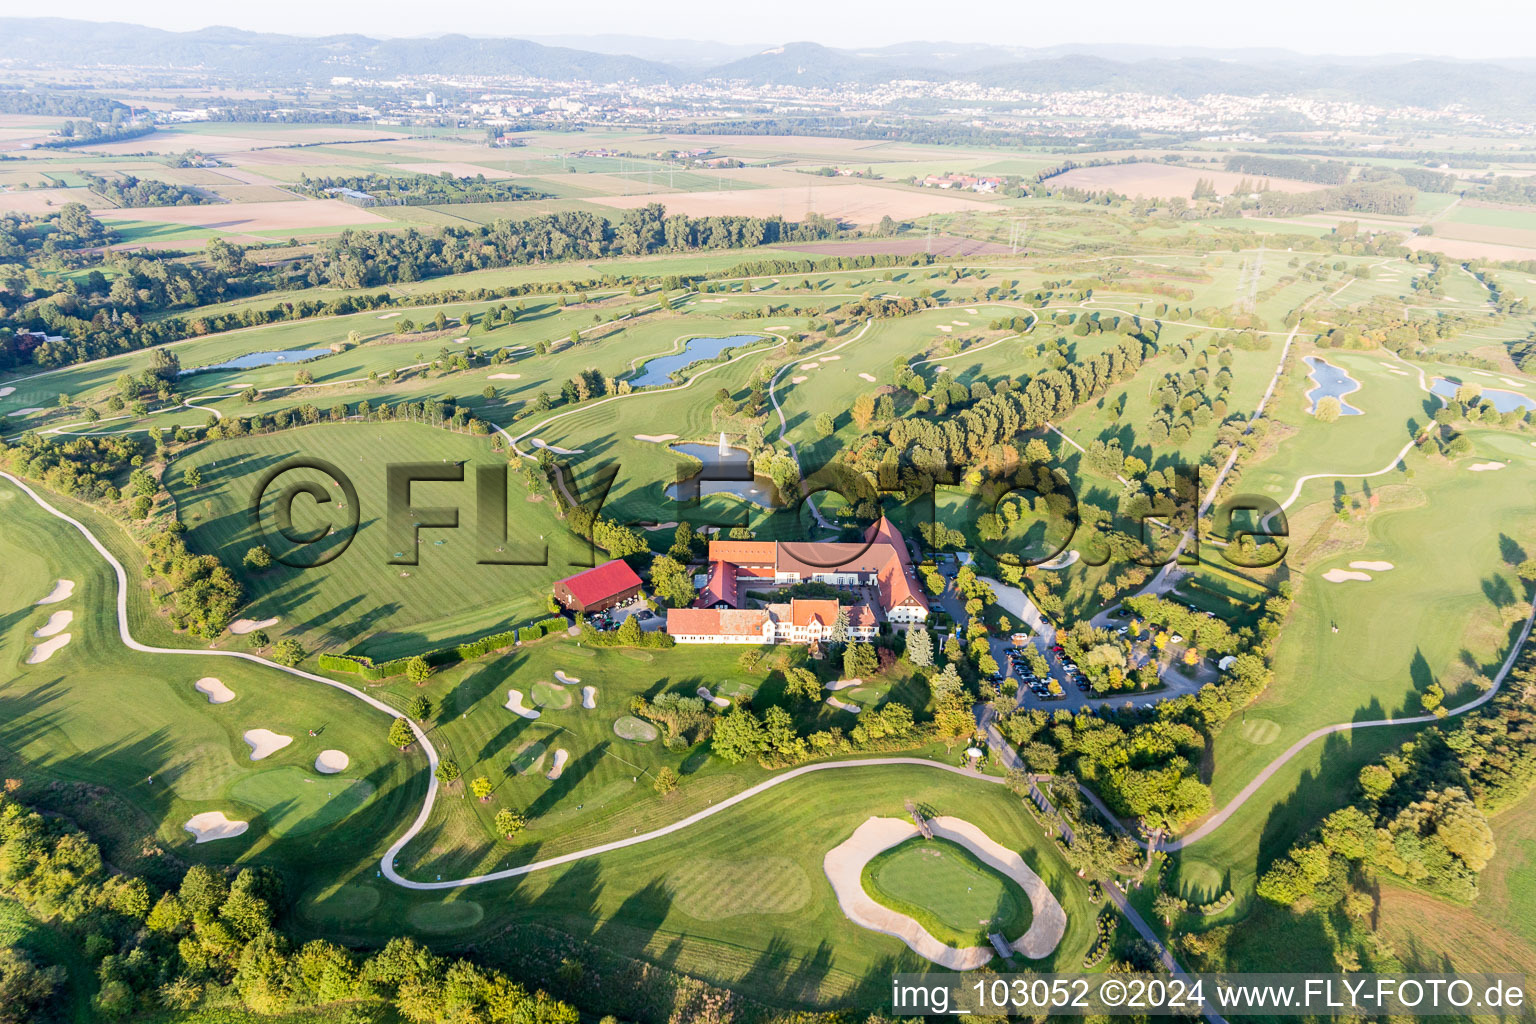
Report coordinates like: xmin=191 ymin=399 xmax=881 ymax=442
xmin=666 ymin=608 xmax=769 ymax=636
xmin=707 ymin=540 xmax=777 ymax=566
xmin=694 ymin=560 xmax=740 ymax=608
xmin=789 ymin=598 xmax=839 ymax=628
xmin=554 ymin=559 xmax=642 ymax=607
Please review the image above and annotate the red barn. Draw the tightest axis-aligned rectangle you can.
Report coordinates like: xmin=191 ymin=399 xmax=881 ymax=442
xmin=552 ymin=560 xmax=643 ymax=614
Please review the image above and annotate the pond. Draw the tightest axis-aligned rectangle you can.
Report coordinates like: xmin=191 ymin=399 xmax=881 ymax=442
xmin=664 ymin=441 xmax=784 ymax=509
xmin=1304 ymin=356 xmax=1363 ymax=416
xmin=182 ymin=348 xmax=334 ymax=375
xmin=1430 ymin=377 xmax=1536 ymax=414
xmin=629 ymin=335 xmax=765 ymax=388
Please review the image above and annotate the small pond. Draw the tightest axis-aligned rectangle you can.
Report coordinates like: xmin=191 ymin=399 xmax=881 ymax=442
xmin=1430 ymin=377 xmax=1536 ymax=414
xmin=1304 ymin=356 xmax=1363 ymax=416
xmin=182 ymin=348 xmax=334 ymax=375
xmin=664 ymin=441 xmax=783 ymax=509
xmin=630 ymin=335 xmax=764 ymax=388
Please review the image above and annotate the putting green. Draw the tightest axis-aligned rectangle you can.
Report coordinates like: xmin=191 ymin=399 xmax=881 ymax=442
xmin=227 ymin=766 xmax=377 ymax=837
xmin=1238 ymin=718 xmax=1281 ymax=745
xmin=613 ymin=715 xmax=659 ymax=742
xmin=531 ymin=681 xmax=572 ymax=708
xmin=860 ymin=837 xmax=1032 ymax=946
xmin=300 ymin=881 xmax=382 ymax=924
xmin=407 ymin=900 xmax=484 ymax=933
xmin=1171 ymin=858 xmax=1227 ymax=903
xmin=510 ymin=740 xmax=547 ymax=775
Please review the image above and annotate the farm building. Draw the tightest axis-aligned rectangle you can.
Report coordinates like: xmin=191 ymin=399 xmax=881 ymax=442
xmin=552 ymin=560 xmax=643 ymax=614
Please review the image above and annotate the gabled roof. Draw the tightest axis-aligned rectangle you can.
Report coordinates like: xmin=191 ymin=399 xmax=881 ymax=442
xmin=694 ymin=560 xmax=740 ymax=608
xmin=707 ymin=540 xmax=777 ymax=566
xmin=666 ymin=608 xmax=769 ymax=636
xmin=554 ymin=559 xmax=642 ymax=606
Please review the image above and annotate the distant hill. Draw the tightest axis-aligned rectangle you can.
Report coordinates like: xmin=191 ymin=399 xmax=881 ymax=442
xmin=0 ymin=18 xmax=681 ymax=83
xmin=3 ymin=18 xmax=1535 ymax=111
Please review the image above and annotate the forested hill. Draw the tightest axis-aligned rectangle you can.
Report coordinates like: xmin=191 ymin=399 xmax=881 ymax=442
xmin=5 ymin=17 xmax=1536 ymax=111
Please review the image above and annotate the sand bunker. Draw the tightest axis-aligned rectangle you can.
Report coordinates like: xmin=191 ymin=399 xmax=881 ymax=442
xmin=791 ymin=375 xmax=809 ymax=383
xmin=697 ymin=686 xmax=730 ymax=709
xmin=230 ymin=616 xmax=279 ymax=634
xmin=643 ymin=521 xmax=680 ymax=530
xmin=935 ymin=366 xmax=949 ymax=373
xmin=821 ymin=355 xmax=841 ymax=361
xmin=36 ymin=579 xmax=75 ymax=605
xmin=531 ymin=438 xmax=583 ymax=455
xmin=635 ymin=433 xmax=680 ymax=442
xmin=824 ymin=678 xmax=862 ymax=691
xmin=858 ymin=372 xmax=878 ymax=382
xmin=554 ymin=670 xmax=581 ymax=686
xmin=454 ymin=336 xmax=469 ymax=344
xmin=937 ymin=324 xmax=953 ymax=332
xmin=1323 ymin=569 xmax=1373 ymax=583
xmin=195 ymin=677 xmax=235 ymax=704
xmin=952 ymin=321 xmax=970 ymax=326
xmin=487 ymin=373 xmax=521 ymax=380
xmin=1350 ymin=561 xmax=1395 ymax=571
xmin=315 ymin=749 xmax=350 ymax=774
xmin=184 ymin=811 xmax=248 ymax=844
xmin=965 ymin=308 xmax=979 ymax=314
xmin=16 ymin=407 xmax=43 ymax=414
xmin=824 ymin=815 xmax=1066 ymax=967
xmin=546 ymin=749 xmax=569 ymax=780
xmin=243 ymin=729 xmax=293 ymax=760
xmin=378 ymin=312 xmax=402 ymax=319
xmin=1501 ymin=378 xmax=1528 ymax=388
xmin=581 ymin=685 xmax=597 ymax=709
xmin=799 ymin=362 xmax=820 ymax=369
xmin=826 ymin=697 xmax=862 ymax=714
xmin=505 ymin=689 xmax=541 ymax=719
xmin=0 ymin=386 xmax=12 ymax=398
xmin=1468 ymin=462 xmax=1506 ymax=472
xmin=33 ymin=610 xmax=72 ymax=638
xmin=25 ymin=634 xmax=71 ymax=664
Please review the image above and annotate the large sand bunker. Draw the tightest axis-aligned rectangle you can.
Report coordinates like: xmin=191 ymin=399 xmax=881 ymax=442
xmin=33 ymin=611 xmax=72 ymax=638
xmin=25 ymin=634 xmax=71 ymax=664
xmin=195 ymin=677 xmax=236 ymax=704
xmin=244 ymin=729 xmax=293 ymax=760
xmin=488 ymin=373 xmax=522 ymax=380
xmin=1468 ymin=461 xmax=1507 ymax=472
xmin=315 ymin=749 xmax=350 ymax=774
xmin=859 ymin=372 xmax=878 ymax=382
xmin=823 ymin=816 xmax=1067 ymax=967
xmin=635 ymin=433 xmax=680 ymax=443
xmin=1350 ymin=561 xmax=1395 ymax=571
xmin=230 ymin=616 xmax=279 ymax=634
xmin=554 ymin=670 xmax=581 ymax=686
xmin=824 ymin=678 xmax=862 ymax=691
xmin=36 ymin=579 xmax=75 ymax=605
xmin=581 ymin=686 xmax=597 ymax=709
xmin=184 ymin=811 xmax=248 ymax=844
xmin=826 ymin=697 xmax=862 ymax=714
xmin=1323 ymin=569 xmax=1373 ymax=583
xmin=697 ymin=685 xmax=730 ymax=709
xmin=0 ymin=386 xmax=13 ymax=398
xmin=505 ymin=689 xmax=541 ymax=719
xmin=546 ymin=749 xmax=569 ymax=780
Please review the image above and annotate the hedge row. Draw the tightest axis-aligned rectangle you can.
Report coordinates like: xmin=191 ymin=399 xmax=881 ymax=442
xmin=317 ymin=616 xmax=573 ymax=680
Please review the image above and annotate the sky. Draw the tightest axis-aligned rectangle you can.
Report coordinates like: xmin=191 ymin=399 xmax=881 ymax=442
xmin=23 ymin=0 xmax=1536 ymax=59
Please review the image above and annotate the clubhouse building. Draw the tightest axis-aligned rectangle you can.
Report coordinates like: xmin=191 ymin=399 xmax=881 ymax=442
xmin=553 ymin=559 xmax=644 ymax=614
xmin=666 ymin=518 xmax=928 ymax=645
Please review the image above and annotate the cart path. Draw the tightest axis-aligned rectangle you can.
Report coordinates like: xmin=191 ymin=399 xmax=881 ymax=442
xmin=8 ymin=429 xmax=1533 ymax=890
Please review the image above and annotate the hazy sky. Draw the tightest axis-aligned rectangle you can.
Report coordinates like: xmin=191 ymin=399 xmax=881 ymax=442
xmin=28 ymin=0 xmax=1536 ymax=59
